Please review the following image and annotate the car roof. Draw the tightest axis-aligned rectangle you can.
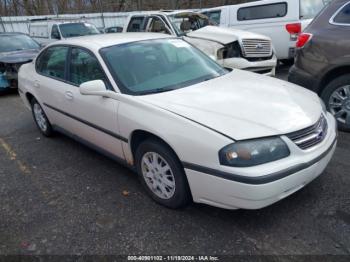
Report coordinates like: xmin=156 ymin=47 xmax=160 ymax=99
xmin=49 ymin=33 xmax=175 ymax=51
xmin=0 ymin=32 xmax=27 ymax=36
xmin=139 ymin=10 xmax=197 ymax=16
xmin=161 ymin=10 xmax=196 ymax=15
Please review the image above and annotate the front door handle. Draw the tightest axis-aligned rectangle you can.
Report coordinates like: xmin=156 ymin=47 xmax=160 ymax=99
xmin=65 ymin=91 xmax=74 ymax=100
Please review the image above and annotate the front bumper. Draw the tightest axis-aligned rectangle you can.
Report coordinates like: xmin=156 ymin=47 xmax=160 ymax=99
xmin=185 ymin=114 xmax=337 ymax=210
xmin=220 ymin=55 xmax=277 ymax=77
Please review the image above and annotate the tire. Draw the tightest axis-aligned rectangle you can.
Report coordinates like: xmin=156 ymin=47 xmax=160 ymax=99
xmin=135 ymin=139 xmax=191 ymax=209
xmin=321 ymin=74 xmax=350 ymax=132
xmin=30 ymin=98 xmax=53 ymax=136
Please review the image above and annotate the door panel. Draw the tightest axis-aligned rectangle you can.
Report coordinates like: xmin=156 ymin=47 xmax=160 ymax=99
xmin=35 ymin=45 xmax=125 ymax=159
xmin=65 ymin=47 xmax=124 ymax=159
xmin=61 ymin=88 xmax=123 ymax=158
xmin=35 ymin=45 xmax=74 ymax=130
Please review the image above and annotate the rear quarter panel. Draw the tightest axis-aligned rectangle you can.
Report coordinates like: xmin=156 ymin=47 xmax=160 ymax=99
xmin=18 ymin=62 xmax=37 ymax=110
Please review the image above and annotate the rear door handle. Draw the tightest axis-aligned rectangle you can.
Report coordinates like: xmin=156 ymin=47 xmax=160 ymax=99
xmin=65 ymin=91 xmax=74 ymax=100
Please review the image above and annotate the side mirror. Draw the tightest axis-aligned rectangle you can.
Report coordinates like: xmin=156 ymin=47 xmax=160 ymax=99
xmin=80 ymin=80 xmax=110 ymax=97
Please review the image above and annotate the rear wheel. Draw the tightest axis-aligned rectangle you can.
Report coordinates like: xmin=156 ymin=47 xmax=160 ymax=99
xmin=135 ymin=139 xmax=191 ymax=209
xmin=321 ymin=74 xmax=350 ymax=132
xmin=31 ymin=98 xmax=53 ymax=136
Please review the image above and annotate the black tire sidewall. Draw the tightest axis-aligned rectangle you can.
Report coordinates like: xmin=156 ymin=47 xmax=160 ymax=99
xmin=135 ymin=139 xmax=191 ymax=209
xmin=30 ymin=98 xmax=53 ymax=136
xmin=321 ymin=74 xmax=350 ymax=132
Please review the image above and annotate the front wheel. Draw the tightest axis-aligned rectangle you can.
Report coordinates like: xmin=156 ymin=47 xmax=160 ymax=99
xmin=135 ymin=139 xmax=191 ymax=209
xmin=31 ymin=98 xmax=53 ymax=136
xmin=321 ymin=74 xmax=350 ymax=132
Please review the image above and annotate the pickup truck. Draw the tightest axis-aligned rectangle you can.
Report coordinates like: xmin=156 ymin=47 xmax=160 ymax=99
xmin=29 ymin=20 xmax=101 ymax=45
xmin=122 ymin=11 xmax=277 ymax=76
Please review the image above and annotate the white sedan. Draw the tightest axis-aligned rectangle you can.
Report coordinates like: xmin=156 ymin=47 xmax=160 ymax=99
xmin=18 ymin=33 xmax=337 ymax=210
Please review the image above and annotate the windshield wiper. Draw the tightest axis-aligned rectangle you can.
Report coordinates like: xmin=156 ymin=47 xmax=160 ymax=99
xmin=137 ymin=88 xmax=177 ymax=95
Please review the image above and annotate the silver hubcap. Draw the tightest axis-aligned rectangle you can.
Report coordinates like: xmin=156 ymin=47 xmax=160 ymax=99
xmin=329 ymin=85 xmax=350 ymax=126
xmin=141 ymin=152 xmax=176 ymax=199
xmin=33 ymin=103 xmax=47 ymax=132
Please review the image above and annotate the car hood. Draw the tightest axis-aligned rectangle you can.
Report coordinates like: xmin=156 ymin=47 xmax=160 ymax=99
xmin=0 ymin=49 xmax=39 ymax=64
xmin=138 ymin=70 xmax=322 ymax=140
xmin=186 ymin=26 xmax=271 ymax=45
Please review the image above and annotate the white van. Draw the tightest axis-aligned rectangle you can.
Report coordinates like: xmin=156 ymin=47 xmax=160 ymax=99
xmin=29 ymin=19 xmax=100 ymax=45
xmin=202 ymin=0 xmax=331 ymax=62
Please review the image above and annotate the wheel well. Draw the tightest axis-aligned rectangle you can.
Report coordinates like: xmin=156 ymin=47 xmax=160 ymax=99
xmin=319 ymin=66 xmax=350 ymax=95
xmin=25 ymin=92 xmax=34 ymax=105
xmin=130 ymin=130 xmax=179 ymax=162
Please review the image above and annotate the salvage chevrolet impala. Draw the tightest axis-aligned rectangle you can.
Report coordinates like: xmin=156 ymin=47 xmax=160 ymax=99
xmin=18 ymin=34 xmax=337 ymax=209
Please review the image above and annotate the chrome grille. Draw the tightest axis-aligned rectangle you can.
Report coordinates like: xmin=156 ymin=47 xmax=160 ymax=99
xmin=241 ymin=39 xmax=272 ymax=58
xmin=286 ymin=115 xmax=328 ymax=150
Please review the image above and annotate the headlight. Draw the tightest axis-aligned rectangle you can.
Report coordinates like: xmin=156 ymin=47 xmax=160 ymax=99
xmin=319 ymin=97 xmax=327 ymax=114
xmin=217 ymin=41 xmax=241 ymax=59
xmin=219 ymin=137 xmax=290 ymax=167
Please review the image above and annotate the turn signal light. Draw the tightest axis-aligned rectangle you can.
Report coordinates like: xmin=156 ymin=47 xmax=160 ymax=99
xmin=296 ymin=33 xmax=312 ymax=48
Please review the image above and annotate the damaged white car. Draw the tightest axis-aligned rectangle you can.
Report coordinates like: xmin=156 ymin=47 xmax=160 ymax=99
xmin=19 ymin=34 xmax=336 ymax=210
xmin=0 ymin=33 xmax=40 ymax=91
xmin=123 ymin=11 xmax=277 ymax=76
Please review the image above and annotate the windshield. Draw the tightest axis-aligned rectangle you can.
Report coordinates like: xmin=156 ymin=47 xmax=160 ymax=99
xmin=0 ymin=34 xmax=39 ymax=53
xmin=300 ymin=0 xmax=330 ymax=19
xmin=100 ymin=38 xmax=227 ymax=95
xmin=168 ymin=13 xmax=217 ymax=36
xmin=59 ymin=23 xmax=100 ymax=38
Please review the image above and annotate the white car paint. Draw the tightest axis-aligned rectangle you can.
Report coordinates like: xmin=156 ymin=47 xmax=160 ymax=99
xmin=201 ymin=0 xmax=330 ymax=60
xmin=123 ymin=11 xmax=277 ymax=76
xmin=18 ymin=33 xmax=337 ymax=210
xmin=184 ymin=26 xmax=277 ymax=72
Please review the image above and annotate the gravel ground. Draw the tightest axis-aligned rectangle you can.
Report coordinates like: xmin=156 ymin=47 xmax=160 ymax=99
xmin=0 ymin=66 xmax=349 ymax=257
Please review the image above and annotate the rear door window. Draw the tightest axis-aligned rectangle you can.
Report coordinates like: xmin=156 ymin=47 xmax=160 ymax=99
xmin=332 ymin=2 xmax=350 ymax=24
xmin=36 ymin=46 xmax=68 ymax=80
xmin=69 ymin=48 xmax=106 ymax=86
xmin=237 ymin=3 xmax=287 ymax=21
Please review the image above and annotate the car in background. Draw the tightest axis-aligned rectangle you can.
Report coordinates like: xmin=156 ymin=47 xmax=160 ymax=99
xmin=18 ymin=33 xmax=336 ymax=210
xmin=201 ymin=0 xmax=332 ymax=63
xmin=0 ymin=33 xmax=40 ymax=91
xmin=105 ymin=26 xmax=123 ymax=33
xmin=123 ymin=11 xmax=277 ymax=76
xmin=29 ymin=19 xmax=100 ymax=45
xmin=289 ymin=0 xmax=350 ymax=132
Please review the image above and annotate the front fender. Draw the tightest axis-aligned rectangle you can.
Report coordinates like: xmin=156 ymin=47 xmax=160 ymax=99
xmin=117 ymin=96 xmax=233 ymax=169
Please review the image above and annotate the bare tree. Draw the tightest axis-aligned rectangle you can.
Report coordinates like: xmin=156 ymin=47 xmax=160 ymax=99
xmin=0 ymin=0 xmax=251 ymax=16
